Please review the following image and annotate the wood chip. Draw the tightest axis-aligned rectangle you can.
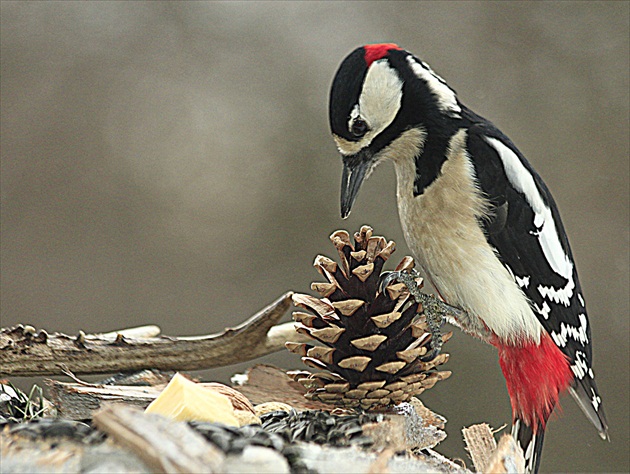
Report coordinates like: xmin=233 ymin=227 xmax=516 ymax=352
xmin=93 ymin=405 xmax=223 ymax=473
xmin=462 ymin=423 xmax=497 ymax=473
xmin=485 ymin=433 xmax=526 ymax=473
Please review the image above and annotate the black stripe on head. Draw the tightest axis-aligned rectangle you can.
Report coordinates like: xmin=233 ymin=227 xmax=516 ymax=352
xmin=329 ymin=47 xmax=368 ymax=140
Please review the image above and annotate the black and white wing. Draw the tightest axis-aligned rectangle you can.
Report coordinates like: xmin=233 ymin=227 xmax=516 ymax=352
xmin=465 ymin=118 xmax=609 ymax=438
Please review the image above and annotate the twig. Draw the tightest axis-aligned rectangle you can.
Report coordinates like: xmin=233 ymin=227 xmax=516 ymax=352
xmin=1 ymin=292 xmax=310 ymax=377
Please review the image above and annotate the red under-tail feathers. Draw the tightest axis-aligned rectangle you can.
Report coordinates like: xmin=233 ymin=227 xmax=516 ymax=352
xmin=497 ymin=333 xmax=574 ymax=431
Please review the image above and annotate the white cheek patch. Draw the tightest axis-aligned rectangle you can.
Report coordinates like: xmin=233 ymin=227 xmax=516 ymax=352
xmin=335 ymin=61 xmax=403 ymax=157
xmin=338 ymin=59 xmax=404 ymax=155
xmin=359 ymin=60 xmax=403 ymax=135
xmin=485 ymin=137 xmax=576 ymax=307
xmin=407 ymin=55 xmax=461 ymax=117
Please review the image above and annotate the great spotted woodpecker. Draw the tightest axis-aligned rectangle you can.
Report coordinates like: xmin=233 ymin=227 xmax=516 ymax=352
xmin=329 ymin=43 xmax=608 ymax=472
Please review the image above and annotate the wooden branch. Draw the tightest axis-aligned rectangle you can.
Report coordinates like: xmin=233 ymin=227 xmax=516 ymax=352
xmin=0 ymin=292 xmax=310 ymax=377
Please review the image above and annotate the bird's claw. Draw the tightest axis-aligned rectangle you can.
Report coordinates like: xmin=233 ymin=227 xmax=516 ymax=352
xmin=379 ymin=269 xmax=443 ymax=361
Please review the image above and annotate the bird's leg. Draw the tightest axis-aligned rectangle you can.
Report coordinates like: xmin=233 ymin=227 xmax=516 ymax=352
xmin=380 ymin=269 xmax=464 ymax=361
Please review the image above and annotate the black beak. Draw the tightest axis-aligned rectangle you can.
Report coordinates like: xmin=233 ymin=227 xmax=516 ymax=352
xmin=340 ymin=150 xmax=373 ymax=219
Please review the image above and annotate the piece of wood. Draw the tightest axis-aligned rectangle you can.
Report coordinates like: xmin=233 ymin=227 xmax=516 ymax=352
xmin=0 ymin=292 xmax=311 ymax=377
xmin=92 ymin=404 xmax=224 ymax=473
xmin=47 ymin=377 xmax=256 ymax=421
xmin=235 ymin=364 xmax=332 ymax=410
xmin=485 ymin=434 xmax=526 ymax=474
xmin=462 ymin=423 xmax=497 ymax=472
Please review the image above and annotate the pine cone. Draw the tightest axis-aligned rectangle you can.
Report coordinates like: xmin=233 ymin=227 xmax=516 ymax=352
xmin=286 ymin=226 xmax=451 ymax=410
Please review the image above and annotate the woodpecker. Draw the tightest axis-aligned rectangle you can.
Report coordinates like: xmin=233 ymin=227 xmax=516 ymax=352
xmin=329 ymin=43 xmax=608 ymax=472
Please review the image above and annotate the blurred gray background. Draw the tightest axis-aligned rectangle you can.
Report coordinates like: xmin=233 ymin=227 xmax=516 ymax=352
xmin=1 ymin=1 xmax=628 ymax=471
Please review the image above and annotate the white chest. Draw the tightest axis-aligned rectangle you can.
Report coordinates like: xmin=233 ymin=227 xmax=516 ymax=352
xmin=386 ymin=129 xmax=542 ymax=344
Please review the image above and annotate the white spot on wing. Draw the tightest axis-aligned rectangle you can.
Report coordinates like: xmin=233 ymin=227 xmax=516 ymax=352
xmin=485 ymin=137 xmax=575 ymax=305
xmin=533 ymin=301 xmax=551 ymax=320
xmin=591 ymin=388 xmax=601 ymax=411
xmin=538 ymin=279 xmax=575 ymax=306
xmin=571 ymin=351 xmax=590 ymax=379
xmin=406 ymin=55 xmax=461 ymax=117
xmin=516 ymin=275 xmax=530 ymax=289
xmin=550 ymin=313 xmax=589 ymax=347
xmin=504 ymin=264 xmax=530 ymax=289
xmin=578 ymin=293 xmax=585 ymax=307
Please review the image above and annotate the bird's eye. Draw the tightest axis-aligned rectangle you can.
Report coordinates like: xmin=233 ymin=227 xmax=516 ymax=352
xmin=350 ymin=119 xmax=369 ymax=138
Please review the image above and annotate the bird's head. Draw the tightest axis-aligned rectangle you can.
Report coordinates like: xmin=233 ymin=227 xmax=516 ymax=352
xmin=329 ymin=43 xmax=461 ymax=217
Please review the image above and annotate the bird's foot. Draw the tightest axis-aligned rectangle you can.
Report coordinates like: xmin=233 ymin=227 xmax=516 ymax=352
xmin=379 ymin=269 xmax=444 ymax=361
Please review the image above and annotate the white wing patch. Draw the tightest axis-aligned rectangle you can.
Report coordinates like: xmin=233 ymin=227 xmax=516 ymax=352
xmin=550 ymin=313 xmax=589 ymax=348
xmin=505 ymin=264 xmax=531 ymax=289
xmin=571 ymin=350 xmax=591 ymax=379
xmin=533 ymin=301 xmax=551 ymax=320
xmin=538 ymin=279 xmax=575 ymax=306
xmin=406 ymin=55 xmax=461 ymax=117
xmin=578 ymin=293 xmax=585 ymax=307
xmin=516 ymin=275 xmax=531 ymax=289
xmin=485 ymin=137 xmax=575 ymax=306
xmin=591 ymin=388 xmax=601 ymax=411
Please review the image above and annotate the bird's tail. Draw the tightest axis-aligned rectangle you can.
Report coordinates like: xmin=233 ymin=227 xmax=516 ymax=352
xmin=512 ymin=418 xmax=545 ymax=474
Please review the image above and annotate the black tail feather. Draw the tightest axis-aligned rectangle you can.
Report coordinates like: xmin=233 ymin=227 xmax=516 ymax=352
xmin=569 ymin=379 xmax=609 ymax=440
xmin=512 ymin=419 xmax=545 ymax=474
